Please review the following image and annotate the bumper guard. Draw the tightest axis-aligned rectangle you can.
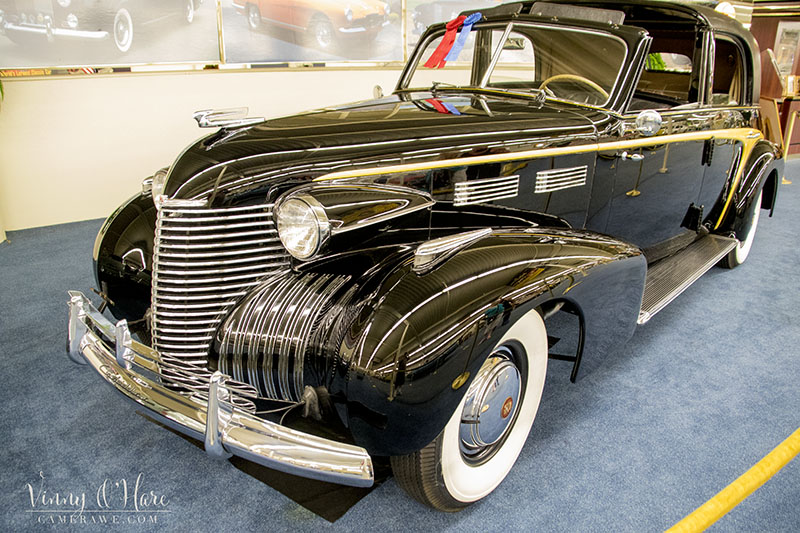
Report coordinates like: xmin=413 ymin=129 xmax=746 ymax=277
xmin=66 ymin=290 xmax=374 ymax=488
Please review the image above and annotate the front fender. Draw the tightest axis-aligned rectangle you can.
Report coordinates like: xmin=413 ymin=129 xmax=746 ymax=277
xmin=93 ymin=191 xmax=156 ymax=323
xmin=332 ymin=229 xmax=645 ymax=455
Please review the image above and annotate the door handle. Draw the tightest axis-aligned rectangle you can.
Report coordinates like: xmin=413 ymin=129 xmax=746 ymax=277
xmin=620 ymin=151 xmax=644 ymax=161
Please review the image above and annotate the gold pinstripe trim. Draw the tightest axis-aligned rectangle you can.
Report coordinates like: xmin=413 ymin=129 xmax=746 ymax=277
xmin=713 ymin=131 xmax=763 ymax=229
xmin=313 ymin=128 xmax=763 ymax=228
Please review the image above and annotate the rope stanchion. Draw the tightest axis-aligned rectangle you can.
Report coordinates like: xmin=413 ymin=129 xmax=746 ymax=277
xmin=667 ymin=427 xmax=800 ymax=533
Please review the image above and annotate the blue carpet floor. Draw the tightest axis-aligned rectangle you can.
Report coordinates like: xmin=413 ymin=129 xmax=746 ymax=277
xmin=1 ymin=162 xmax=799 ymax=532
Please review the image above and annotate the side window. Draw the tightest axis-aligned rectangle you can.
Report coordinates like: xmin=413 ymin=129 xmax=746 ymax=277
xmin=629 ymin=29 xmax=700 ymax=111
xmin=712 ymin=38 xmax=744 ymax=106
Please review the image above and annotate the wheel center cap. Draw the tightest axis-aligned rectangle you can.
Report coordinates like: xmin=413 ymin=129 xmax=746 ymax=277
xmin=460 ymin=354 xmax=521 ymax=451
xmin=501 ymin=397 xmax=514 ymax=419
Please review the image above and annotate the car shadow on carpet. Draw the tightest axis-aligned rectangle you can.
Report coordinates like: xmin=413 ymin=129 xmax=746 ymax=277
xmin=136 ymin=412 xmax=391 ymax=522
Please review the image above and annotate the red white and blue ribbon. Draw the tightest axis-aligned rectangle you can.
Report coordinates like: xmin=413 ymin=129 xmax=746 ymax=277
xmin=426 ymin=99 xmax=461 ymax=115
xmin=424 ymin=15 xmax=467 ymax=69
xmin=445 ymin=12 xmax=482 ymax=62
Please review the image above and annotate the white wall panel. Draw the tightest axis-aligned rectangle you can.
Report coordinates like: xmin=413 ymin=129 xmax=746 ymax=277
xmin=0 ymin=69 xmax=401 ymax=230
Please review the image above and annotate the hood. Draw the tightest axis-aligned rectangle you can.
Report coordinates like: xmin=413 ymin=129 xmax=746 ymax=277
xmin=165 ymin=94 xmax=613 ymax=204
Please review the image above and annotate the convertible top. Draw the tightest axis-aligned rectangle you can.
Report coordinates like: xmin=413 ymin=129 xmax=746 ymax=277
xmin=469 ymin=0 xmax=754 ymax=39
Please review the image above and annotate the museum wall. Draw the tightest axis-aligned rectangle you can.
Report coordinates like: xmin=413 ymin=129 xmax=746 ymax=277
xmin=0 ymin=68 xmax=401 ymax=231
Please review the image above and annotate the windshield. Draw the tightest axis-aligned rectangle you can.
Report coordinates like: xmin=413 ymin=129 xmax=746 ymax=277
xmin=402 ymin=23 xmax=628 ymax=107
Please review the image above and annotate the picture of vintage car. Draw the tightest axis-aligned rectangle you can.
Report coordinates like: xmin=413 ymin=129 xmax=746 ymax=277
xmin=67 ymin=0 xmax=783 ymax=512
xmin=231 ymin=0 xmax=391 ymax=51
xmin=411 ymin=0 xmax=502 ymax=34
xmin=0 ymin=0 xmax=202 ymax=53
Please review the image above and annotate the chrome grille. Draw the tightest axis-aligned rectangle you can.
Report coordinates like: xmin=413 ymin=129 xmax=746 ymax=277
xmin=152 ymin=201 xmax=291 ymax=408
xmin=217 ymin=272 xmax=351 ymax=402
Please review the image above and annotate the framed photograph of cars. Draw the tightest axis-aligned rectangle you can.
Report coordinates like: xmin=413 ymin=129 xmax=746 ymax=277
xmin=0 ymin=0 xmax=220 ymax=69
xmin=406 ymin=0 xmax=504 ymax=51
xmin=220 ymin=0 xmax=403 ymax=64
xmin=774 ymin=21 xmax=800 ymax=76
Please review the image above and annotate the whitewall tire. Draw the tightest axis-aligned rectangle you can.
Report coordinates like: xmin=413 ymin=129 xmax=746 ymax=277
xmin=722 ymin=190 xmax=762 ymax=269
xmin=391 ymin=308 xmax=548 ymax=511
xmin=113 ymin=8 xmax=133 ymax=53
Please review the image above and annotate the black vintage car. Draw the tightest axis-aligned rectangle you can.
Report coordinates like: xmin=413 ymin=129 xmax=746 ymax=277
xmin=67 ymin=0 xmax=783 ymax=511
xmin=0 ymin=0 xmax=200 ymax=53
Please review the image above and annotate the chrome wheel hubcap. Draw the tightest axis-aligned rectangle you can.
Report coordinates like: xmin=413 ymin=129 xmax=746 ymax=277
xmin=316 ymin=24 xmax=333 ymax=48
xmin=114 ymin=11 xmax=132 ymax=50
xmin=459 ymin=348 xmax=521 ymax=458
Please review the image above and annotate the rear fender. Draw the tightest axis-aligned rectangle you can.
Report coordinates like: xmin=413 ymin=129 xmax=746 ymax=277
xmin=720 ymin=140 xmax=782 ymax=239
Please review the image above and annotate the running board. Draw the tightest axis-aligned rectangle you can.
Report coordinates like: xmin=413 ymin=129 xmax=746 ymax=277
xmin=638 ymin=235 xmax=737 ymax=324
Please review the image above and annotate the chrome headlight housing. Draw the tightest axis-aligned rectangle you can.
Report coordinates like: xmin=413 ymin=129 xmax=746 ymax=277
xmin=275 ymin=195 xmax=330 ymax=260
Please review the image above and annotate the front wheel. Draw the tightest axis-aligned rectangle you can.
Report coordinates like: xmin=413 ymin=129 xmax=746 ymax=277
xmin=112 ymin=8 xmax=134 ymax=53
xmin=721 ymin=189 xmax=763 ymax=269
xmin=246 ymin=4 xmax=260 ymax=30
xmin=391 ymin=309 xmax=548 ymax=511
xmin=185 ymin=0 xmax=195 ymax=24
xmin=307 ymin=15 xmax=336 ymax=51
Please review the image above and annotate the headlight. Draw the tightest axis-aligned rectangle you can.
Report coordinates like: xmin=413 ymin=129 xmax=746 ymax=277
xmin=275 ymin=196 xmax=330 ymax=260
xmin=345 ymin=7 xmax=353 ymax=22
xmin=57 ymin=0 xmax=71 ymax=7
xmin=151 ymin=167 xmax=169 ymax=206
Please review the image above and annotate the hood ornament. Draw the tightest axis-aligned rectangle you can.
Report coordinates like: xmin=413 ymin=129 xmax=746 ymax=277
xmin=193 ymin=107 xmax=266 ymax=129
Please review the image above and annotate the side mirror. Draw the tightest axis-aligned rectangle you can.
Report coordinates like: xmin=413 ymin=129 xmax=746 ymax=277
xmin=636 ymin=110 xmax=662 ymax=137
xmin=373 ymin=85 xmax=384 ymax=99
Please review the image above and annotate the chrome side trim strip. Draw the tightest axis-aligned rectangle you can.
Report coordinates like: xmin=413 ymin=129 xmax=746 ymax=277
xmin=2 ymin=23 xmax=109 ymax=40
xmin=414 ymin=228 xmax=493 ymax=274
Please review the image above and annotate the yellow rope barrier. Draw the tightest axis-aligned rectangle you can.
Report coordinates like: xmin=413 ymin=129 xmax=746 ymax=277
xmin=667 ymin=427 xmax=800 ymax=533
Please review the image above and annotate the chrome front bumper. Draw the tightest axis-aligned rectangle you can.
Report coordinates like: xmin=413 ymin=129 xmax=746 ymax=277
xmin=66 ymin=291 xmax=374 ymax=488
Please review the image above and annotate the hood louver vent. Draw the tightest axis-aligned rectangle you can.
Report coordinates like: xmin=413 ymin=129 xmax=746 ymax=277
xmin=535 ymin=165 xmax=588 ymax=193
xmin=453 ymin=175 xmax=520 ymax=206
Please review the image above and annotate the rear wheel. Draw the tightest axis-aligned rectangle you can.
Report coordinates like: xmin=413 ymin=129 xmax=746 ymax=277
xmin=391 ymin=309 xmax=548 ymax=511
xmin=246 ymin=4 xmax=260 ymax=30
xmin=721 ymin=190 xmax=762 ymax=269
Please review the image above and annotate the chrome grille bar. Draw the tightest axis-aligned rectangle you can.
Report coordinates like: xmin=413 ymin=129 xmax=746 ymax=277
xmin=152 ymin=201 xmax=291 ymax=408
xmin=217 ymin=272 xmax=350 ymax=401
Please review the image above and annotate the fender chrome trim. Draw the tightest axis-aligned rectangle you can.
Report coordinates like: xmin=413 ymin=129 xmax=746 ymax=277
xmin=66 ymin=290 xmax=374 ymax=488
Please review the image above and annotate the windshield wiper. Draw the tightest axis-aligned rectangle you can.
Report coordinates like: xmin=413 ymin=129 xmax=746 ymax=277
xmin=430 ymin=83 xmax=547 ymax=104
xmin=431 ymin=81 xmax=459 ymax=94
